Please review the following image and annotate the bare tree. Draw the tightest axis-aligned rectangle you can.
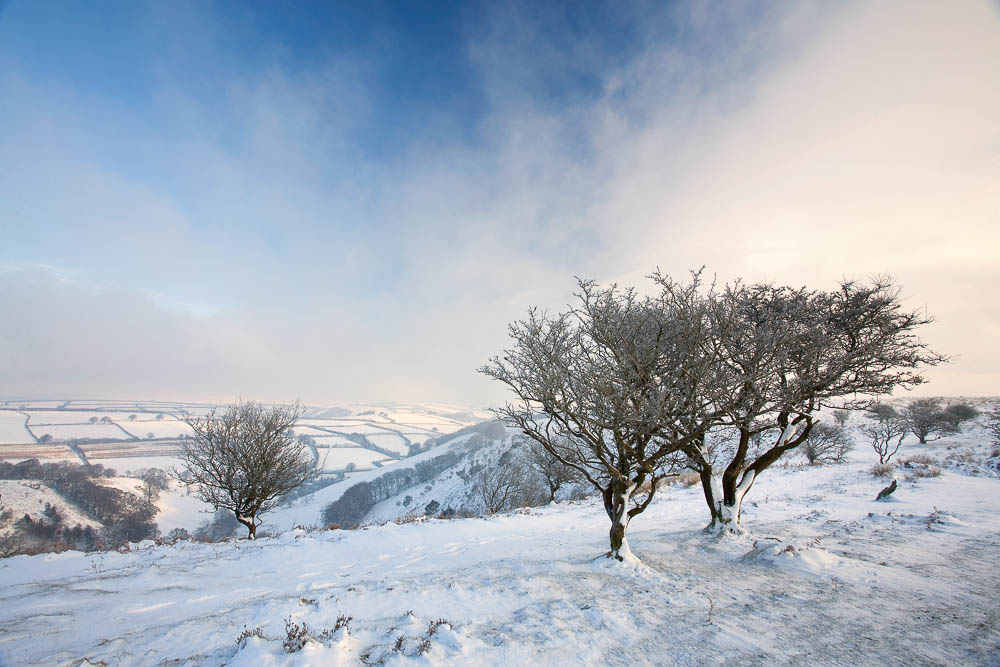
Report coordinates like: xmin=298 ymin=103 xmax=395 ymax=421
xmin=473 ymin=460 xmax=531 ymax=514
xmin=902 ymin=398 xmax=957 ymax=444
xmin=988 ymin=410 xmax=1000 ymax=446
xmin=522 ymin=437 xmax=581 ymax=502
xmin=801 ymin=423 xmax=853 ymax=465
xmin=137 ymin=468 xmax=168 ymax=503
xmin=171 ymin=401 xmax=317 ymax=538
xmin=866 ymin=402 xmax=899 ymax=422
xmin=832 ymin=409 xmax=851 ymax=427
xmin=862 ymin=409 xmax=908 ymax=464
xmin=944 ymin=402 xmax=978 ymax=427
xmin=481 ymin=275 xmax=715 ymax=560
xmin=677 ymin=277 xmax=943 ymax=532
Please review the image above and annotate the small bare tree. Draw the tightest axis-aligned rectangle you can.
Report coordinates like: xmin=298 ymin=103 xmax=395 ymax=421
xmin=862 ymin=408 xmax=908 ymax=464
xmin=832 ymin=409 xmax=851 ymax=427
xmin=473 ymin=460 xmax=530 ymax=514
xmin=172 ymin=401 xmax=317 ymax=538
xmin=522 ymin=438 xmax=580 ymax=502
xmin=944 ymin=402 xmax=978 ymax=427
xmin=988 ymin=410 xmax=1000 ymax=447
xmin=801 ymin=423 xmax=853 ymax=465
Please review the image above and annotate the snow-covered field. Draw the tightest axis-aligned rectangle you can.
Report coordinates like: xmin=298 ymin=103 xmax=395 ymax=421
xmin=364 ymin=433 xmax=411 ymax=455
xmin=94 ymin=456 xmax=185 ymax=476
xmin=119 ymin=419 xmax=194 ymax=440
xmin=316 ymin=447 xmax=392 ymax=472
xmin=23 ymin=410 xmax=125 ymax=426
xmin=307 ymin=434 xmax=361 ymax=448
xmin=0 ymin=411 xmax=31 ymax=445
xmin=28 ymin=423 xmax=127 ymax=441
xmin=3 ymin=422 xmax=1000 ymax=665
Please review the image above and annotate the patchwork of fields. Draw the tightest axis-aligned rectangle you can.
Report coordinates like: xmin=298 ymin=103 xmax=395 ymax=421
xmin=0 ymin=400 xmax=489 ymax=475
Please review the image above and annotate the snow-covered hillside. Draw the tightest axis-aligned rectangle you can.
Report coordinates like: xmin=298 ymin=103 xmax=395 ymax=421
xmin=0 ymin=480 xmax=101 ymax=536
xmin=265 ymin=423 xmax=509 ymax=532
xmin=2 ymin=408 xmax=1000 ymax=665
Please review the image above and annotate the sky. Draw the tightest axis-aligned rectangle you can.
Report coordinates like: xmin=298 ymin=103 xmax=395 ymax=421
xmin=0 ymin=0 xmax=998 ymax=407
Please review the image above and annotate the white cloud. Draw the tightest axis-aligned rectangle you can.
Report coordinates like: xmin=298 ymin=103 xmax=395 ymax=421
xmin=2 ymin=1 xmax=997 ymax=403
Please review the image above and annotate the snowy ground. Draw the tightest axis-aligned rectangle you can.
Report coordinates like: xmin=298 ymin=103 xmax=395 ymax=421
xmin=2 ymin=436 xmax=1000 ymax=666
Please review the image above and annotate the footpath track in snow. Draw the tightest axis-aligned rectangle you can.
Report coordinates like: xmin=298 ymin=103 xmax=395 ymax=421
xmin=2 ymin=460 xmax=1000 ymax=665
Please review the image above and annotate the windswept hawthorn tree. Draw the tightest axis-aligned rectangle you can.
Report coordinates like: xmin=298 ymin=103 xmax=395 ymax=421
xmin=481 ymin=276 xmax=717 ymax=561
xmin=486 ymin=271 xmax=944 ymax=543
xmin=673 ymin=277 xmax=944 ymax=532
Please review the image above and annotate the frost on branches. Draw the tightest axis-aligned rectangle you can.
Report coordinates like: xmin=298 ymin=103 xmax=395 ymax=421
xmin=484 ymin=271 xmax=943 ymax=550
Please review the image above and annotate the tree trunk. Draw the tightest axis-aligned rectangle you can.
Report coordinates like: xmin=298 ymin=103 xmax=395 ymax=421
xmin=705 ymin=420 xmax=811 ymax=533
xmin=236 ymin=513 xmax=256 ymax=539
xmin=710 ymin=495 xmax=745 ymax=532
xmin=602 ymin=481 xmax=635 ymax=561
xmin=697 ymin=464 xmax=724 ymax=529
xmin=700 ymin=485 xmax=747 ymax=533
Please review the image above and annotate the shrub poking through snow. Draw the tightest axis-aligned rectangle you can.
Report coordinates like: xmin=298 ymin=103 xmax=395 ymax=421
xmin=235 ymin=625 xmax=265 ymax=647
xmin=871 ymin=463 xmax=895 ymax=477
xmin=905 ymin=465 xmax=942 ymax=479
xmin=988 ymin=410 xmax=1000 ymax=446
xmin=283 ymin=617 xmax=309 ymax=653
xmin=673 ymin=471 xmax=701 ymax=487
xmin=427 ymin=618 xmax=450 ymax=636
